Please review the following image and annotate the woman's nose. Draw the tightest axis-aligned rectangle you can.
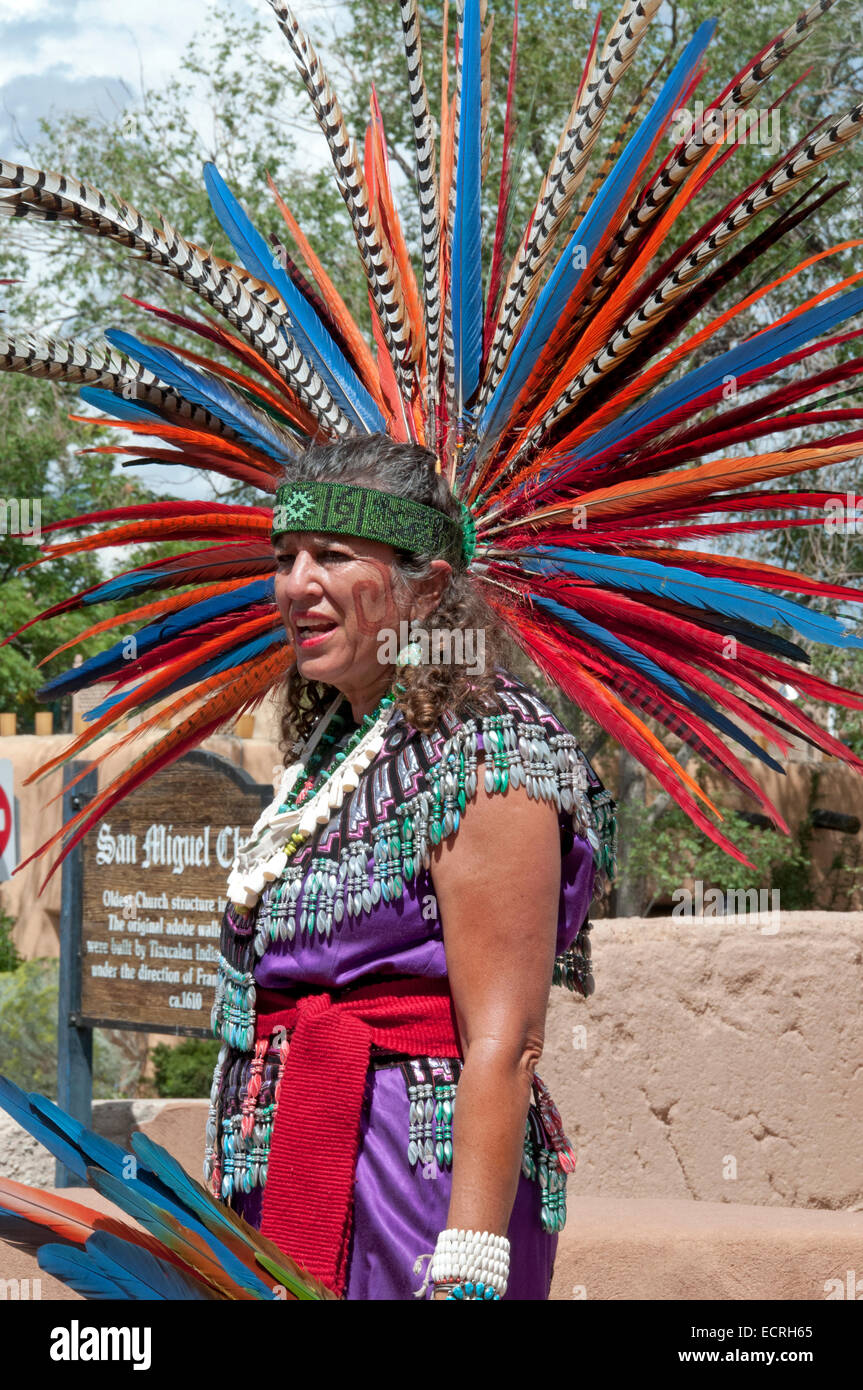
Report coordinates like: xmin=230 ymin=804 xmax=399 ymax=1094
xmin=282 ymin=549 xmax=322 ymax=597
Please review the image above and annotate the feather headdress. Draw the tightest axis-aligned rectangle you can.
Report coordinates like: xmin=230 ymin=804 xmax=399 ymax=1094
xmin=2 ymin=0 xmax=863 ymax=880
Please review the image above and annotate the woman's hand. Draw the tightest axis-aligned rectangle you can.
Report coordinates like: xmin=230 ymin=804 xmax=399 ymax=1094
xmin=429 ymin=762 xmax=561 ymax=1245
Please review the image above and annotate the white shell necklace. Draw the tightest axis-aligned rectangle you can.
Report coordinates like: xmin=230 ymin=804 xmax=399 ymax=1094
xmin=226 ymin=690 xmax=396 ymax=909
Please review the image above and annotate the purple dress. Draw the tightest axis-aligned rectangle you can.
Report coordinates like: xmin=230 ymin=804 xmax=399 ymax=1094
xmin=209 ymin=669 xmax=605 ymax=1300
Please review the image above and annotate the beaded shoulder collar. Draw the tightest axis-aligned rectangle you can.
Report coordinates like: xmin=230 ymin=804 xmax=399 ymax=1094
xmin=211 ymin=668 xmax=614 ymax=1055
xmin=229 ymin=666 xmax=616 ymax=953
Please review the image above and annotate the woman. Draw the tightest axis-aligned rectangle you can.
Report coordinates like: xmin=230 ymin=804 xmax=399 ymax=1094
xmin=4 ymin=0 xmax=861 ymax=1308
xmin=205 ymin=434 xmax=610 ymax=1300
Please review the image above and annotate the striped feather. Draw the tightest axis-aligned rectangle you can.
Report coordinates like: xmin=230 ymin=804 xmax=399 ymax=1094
xmin=267 ymin=0 xmax=417 ymax=398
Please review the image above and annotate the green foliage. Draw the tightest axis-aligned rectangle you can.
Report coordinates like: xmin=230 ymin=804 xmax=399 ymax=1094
xmin=807 ymin=649 xmax=863 ymax=758
xmin=0 ymin=959 xmax=146 ymax=1097
xmin=150 ymin=1037 xmax=222 ymax=1098
xmin=770 ymin=769 xmax=863 ymax=912
xmin=618 ymin=797 xmax=808 ymax=916
xmin=0 ymin=906 xmax=21 ymax=973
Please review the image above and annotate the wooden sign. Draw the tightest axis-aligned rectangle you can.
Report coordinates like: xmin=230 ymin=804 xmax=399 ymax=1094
xmin=76 ymin=751 xmax=271 ymax=1036
xmin=72 ymin=681 xmax=116 ymax=720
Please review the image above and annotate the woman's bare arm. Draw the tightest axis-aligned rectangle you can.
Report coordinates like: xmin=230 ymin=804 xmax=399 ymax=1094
xmin=428 ymin=771 xmax=561 ymax=1292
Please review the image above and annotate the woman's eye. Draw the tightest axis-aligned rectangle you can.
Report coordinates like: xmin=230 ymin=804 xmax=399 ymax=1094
xmin=275 ymin=551 xmax=348 ymax=565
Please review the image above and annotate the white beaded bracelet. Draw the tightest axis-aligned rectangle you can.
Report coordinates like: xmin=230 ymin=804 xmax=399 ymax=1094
xmin=431 ymin=1228 xmax=510 ymax=1298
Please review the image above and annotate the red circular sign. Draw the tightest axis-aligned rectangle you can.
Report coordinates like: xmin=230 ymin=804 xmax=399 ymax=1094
xmin=0 ymin=782 xmax=11 ymax=859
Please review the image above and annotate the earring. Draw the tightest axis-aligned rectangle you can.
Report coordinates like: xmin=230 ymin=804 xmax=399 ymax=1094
xmin=396 ymin=639 xmax=424 ymax=667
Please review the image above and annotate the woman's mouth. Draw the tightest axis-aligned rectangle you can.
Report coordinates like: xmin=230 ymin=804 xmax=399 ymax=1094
xmin=295 ymin=620 xmax=339 ymax=649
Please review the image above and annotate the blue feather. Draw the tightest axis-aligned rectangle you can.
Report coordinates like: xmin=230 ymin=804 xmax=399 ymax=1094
xmin=77 ymin=552 xmax=267 ymax=608
xmin=129 ymin=1132 xmax=319 ymax=1301
xmin=78 ymin=386 xmax=166 ymax=425
xmin=451 ymin=0 xmax=484 ymax=410
xmin=0 ymin=1077 xmax=89 ymax=1182
xmin=59 ymin=629 xmax=281 ymax=732
xmin=479 ymin=21 xmax=716 ymax=444
xmin=1 ymin=1077 xmax=277 ymax=1300
xmin=128 ymin=1133 xmax=240 ymax=1245
xmin=531 ymin=592 xmax=784 ymax=771
xmin=84 ymin=627 xmax=286 ymax=722
xmin=574 ymin=284 xmax=863 ymax=467
xmin=39 ymin=580 xmax=276 ymax=699
xmin=84 ymin=1230 xmax=216 ymax=1300
xmin=104 ymin=330 xmax=296 ymax=463
xmin=203 ymin=163 xmax=385 ymax=434
xmin=5 ymin=1082 xmax=225 ymax=1244
xmin=86 ymin=1167 xmax=273 ymax=1299
xmin=27 ymin=1092 xmax=145 ymax=1180
xmin=523 ymin=548 xmax=863 ymax=649
xmin=80 ymin=568 xmax=180 ymax=606
xmin=149 ymin=626 xmax=285 ymax=698
xmin=38 ymin=1242 xmax=130 ymax=1299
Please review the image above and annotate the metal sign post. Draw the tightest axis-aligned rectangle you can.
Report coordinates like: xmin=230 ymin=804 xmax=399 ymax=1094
xmin=56 ymin=764 xmax=96 ymax=1187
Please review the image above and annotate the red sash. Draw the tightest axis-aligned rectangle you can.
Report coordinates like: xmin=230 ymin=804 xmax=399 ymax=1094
xmin=256 ymin=978 xmax=461 ymax=1296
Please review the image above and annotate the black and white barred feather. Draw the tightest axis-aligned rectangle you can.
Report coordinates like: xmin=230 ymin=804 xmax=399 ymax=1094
xmin=398 ymin=0 xmax=442 ymax=427
xmin=573 ymin=0 xmax=841 ymax=328
xmin=0 ymin=161 xmax=354 ymax=437
xmin=268 ymin=0 xmax=417 ymax=402
xmin=0 ymin=328 xmax=240 ymax=437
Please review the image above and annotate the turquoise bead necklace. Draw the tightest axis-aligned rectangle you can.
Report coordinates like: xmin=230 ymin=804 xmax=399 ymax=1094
xmin=278 ymin=683 xmax=400 ymax=815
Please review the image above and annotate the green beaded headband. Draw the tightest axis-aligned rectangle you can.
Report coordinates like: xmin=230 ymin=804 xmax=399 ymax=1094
xmin=272 ymin=480 xmax=477 ymax=569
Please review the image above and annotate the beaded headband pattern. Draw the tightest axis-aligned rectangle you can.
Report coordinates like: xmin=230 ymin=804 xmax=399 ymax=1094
xmin=271 ymin=480 xmax=477 ymax=570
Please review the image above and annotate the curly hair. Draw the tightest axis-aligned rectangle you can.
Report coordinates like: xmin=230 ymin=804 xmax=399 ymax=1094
xmin=275 ymin=434 xmax=517 ymax=757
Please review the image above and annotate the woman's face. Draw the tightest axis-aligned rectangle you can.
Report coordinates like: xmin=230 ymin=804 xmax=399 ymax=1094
xmin=273 ymin=529 xmax=411 ymax=702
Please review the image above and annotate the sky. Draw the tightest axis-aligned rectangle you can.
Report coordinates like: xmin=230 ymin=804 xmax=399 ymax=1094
xmin=0 ymin=0 xmax=216 ymax=159
xmin=0 ymin=0 xmax=345 ymax=158
xmin=0 ymin=0 xmax=342 ymax=500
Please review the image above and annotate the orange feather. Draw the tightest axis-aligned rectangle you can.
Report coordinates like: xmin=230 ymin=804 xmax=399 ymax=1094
xmin=31 ymin=513 xmax=271 ymax=564
xmin=25 ymin=612 xmax=282 ymax=787
xmin=266 ymin=173 xmax=385 ymax=409
xmin=38 ymin=581 xmax=251 ymax=666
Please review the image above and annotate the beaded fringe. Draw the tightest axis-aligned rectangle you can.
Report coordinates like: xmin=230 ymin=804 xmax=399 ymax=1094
xmin=205 ymin=1036 xmax=574 ymax=1232
xmin=204 ymin=1027 xmax=291 ymax=1200
xmin=250 ymin=712 xmax=613 ymax=966
xmin=552 ymin=922 xmax=594 ymax=997
xmin=206 ymin=693 xmax=615 ymax=1213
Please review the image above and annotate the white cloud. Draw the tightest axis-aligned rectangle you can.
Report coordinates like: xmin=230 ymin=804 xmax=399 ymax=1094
xmin=1 ymin=0 xmax=350 ymax=503
xmin=0 ymin=1 xmax=214 ymax=156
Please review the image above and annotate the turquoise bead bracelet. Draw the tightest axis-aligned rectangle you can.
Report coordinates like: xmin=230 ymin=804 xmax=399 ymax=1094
xmin=443 ymin=1280 xmax=501 ymax=1301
